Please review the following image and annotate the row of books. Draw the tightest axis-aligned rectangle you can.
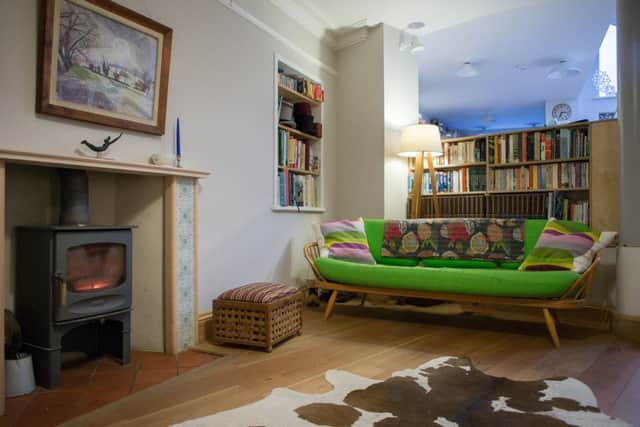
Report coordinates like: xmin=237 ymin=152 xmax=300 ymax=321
xmin=491 ymin=162 xmax=589 ymax=192
xmin=488 ymin=127 xmax=590 ymax=164
xmin=278 ymin=72 xmax=324 ymax=102
xmin=547 ymin=191 xmax=589 ymax=224
xmin=435 ymin=139 xmax=486 ymax=166
xmin=278 ymin=171 xmax=318 ymax=207
xmin=277 ymin=128 xmax=319 ymax=171
xmin=408 ymin=168 xmax=487 ymax=194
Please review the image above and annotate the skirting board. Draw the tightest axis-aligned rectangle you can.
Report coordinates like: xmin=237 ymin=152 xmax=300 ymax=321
xmin=613 ymin=313 xmax=640 ymax=344
xmin=198 ymin=312 xmax=213 ymax=344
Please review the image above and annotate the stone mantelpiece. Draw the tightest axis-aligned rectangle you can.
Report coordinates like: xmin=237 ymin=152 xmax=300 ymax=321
xmin=0 ymin=149 xmax=209 ymax=414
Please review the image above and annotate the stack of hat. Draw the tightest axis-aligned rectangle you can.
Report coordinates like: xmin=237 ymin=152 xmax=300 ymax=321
xmin=279 ymin=101 xmax=296 ymax=128
xmin=294 ymin=102 xmax=315 ymax=135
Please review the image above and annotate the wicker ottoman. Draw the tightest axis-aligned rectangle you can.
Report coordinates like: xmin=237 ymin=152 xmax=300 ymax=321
xmin=212 ymin=282 xmax=303 ymax=352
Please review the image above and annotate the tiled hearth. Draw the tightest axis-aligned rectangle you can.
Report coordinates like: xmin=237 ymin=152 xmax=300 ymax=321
xmin=1 ymin=351 xmax=218 ymax=427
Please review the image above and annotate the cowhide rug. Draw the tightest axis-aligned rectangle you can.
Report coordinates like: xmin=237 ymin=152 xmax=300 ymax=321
xmin=174 ymin=356 xmax=628 ymax=427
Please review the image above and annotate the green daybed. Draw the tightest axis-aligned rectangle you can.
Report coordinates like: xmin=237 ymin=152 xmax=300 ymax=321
xmin=304 ymin=219 xmax=601 ymax=348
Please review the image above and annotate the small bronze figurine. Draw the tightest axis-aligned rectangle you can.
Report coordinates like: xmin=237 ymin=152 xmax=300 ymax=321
xmin=81 ymin=132 xmax=123 ymax=158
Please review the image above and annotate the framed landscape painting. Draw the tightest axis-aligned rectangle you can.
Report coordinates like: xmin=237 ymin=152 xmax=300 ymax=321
xmin=37 ymin=0 xmax=173 ymax=135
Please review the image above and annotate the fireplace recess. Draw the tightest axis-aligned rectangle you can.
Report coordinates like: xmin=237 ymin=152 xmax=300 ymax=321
xmin=15 ymin=225 xmax=133 ymax=388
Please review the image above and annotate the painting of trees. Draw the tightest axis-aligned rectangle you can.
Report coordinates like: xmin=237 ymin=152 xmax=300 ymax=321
xmin=57 ymin=0 xmax=97 ymax=72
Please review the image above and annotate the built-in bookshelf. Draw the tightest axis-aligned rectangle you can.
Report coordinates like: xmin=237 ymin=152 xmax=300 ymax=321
xmin=407 ymin=120 xmax=619 ymax=227
xmin=273 ymin=56 xmax=324 ymax=213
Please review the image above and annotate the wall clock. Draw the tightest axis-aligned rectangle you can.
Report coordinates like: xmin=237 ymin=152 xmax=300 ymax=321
xmin=552 ymin=103 xmax=572 ymax=121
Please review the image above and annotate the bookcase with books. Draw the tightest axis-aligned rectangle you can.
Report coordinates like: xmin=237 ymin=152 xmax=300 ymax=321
xmin=407 ymin=120 xmax=619 ymax=229
xmin=273 ymin=57 xmax=324 ymax=212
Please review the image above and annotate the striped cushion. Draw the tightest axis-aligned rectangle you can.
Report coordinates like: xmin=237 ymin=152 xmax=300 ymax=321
xmin=319 ymin=219 xmax=376 ymax=264
xmin=217 ymin=282 xmax=300 ymax=303
xmin=519 ymin=219 xmax=616 ymax=272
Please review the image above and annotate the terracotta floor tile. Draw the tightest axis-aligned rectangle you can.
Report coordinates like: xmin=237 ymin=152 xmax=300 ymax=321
xmin=177 ymin=350 xmax=218 ymax=368
xmin=132 ymin=351 xmax=178 ymax=370
xmin=17 ymin=390 xmax=84 ymax=427
xmin=3 ymin=351 xmax=180 ymax=426
xmin=1 ymin=393 xmax=36 ymax=426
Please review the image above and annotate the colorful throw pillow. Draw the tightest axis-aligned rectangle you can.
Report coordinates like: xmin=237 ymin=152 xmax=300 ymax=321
xmin=382 ymin=218 xmax=525 ymax=262
xmin=519 ymin=219 xmax=616 ymax=272
xmin=317 ymin=219 xmax=376 ymax=264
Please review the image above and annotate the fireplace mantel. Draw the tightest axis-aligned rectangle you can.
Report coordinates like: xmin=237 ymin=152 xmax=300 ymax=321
xmin=0 ymin=149 xmax=209 ymax=178
xmin=0 ymin=150 xmax=208 ymax=413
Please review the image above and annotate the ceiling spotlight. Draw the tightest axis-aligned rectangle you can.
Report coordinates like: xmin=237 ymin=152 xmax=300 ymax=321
xmin=407 ymin=22 xmax=425 ymax=31
xmin=547 ymin=60 xmax=581 ymax=80
xmin=409 ymin=36 xmax=424 ymax=55
xmin=399 ymin=30 xmax=411 ymax=51
xmin=514 ymin=64 xmax=528 ymax=72
xmin=456 ymin=61 xmax=479 ymax=78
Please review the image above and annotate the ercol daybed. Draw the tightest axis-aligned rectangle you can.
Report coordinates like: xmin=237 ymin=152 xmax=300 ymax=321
xmin=304 ymin=219 xmax=602 ymax=348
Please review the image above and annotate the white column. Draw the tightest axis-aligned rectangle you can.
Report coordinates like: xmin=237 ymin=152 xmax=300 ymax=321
xmin=616 ymin=0 xmax=640 ymax=317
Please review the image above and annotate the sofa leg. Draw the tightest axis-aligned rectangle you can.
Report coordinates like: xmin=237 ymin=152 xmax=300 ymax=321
xmin=324 ymin=290 xmax=338 ymax=320
xmin=543 ymin=308 xmax=560 ymax=348
xmin=360 ymin=293 xmax=367 ymax=306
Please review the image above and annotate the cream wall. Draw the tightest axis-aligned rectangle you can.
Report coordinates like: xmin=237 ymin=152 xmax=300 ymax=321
xmin=336 ymin=25 xmax=386 ymax=219
xmin=0 ymin=0 xmax=338 ymax=314
xmin=335 ymin=24 xmax=418 ymax=220
xmin=383 ymin=25 xmax=418 ymax=220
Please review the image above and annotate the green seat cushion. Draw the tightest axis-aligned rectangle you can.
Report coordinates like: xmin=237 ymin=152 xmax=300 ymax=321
xmin=422 ymin=259 xmax=498 ymax=269
xmin=315 ymin=257 xmax=579 ymax=298
xmin=498 ymin=261 xmax=522 ymax=270
xmin=363 ymin=218 xmax=418 ymax=266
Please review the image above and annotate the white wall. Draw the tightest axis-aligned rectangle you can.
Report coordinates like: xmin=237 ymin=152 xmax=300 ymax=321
xmin=335 ymin=25 xmax=386 ymax=219
xmin=0 ymin=0 xmax=338 ymax=314
xmin=383 ymin=25 xmax=418 ymax=219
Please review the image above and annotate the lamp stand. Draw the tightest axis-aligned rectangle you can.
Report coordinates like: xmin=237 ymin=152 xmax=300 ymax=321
xmin=410 ymin=152 xmax=441 ymax=219
xmin=410 ymin=152 xmax=424 ymax=219
xmin=425 ymin=152 xmax=441 ymax=218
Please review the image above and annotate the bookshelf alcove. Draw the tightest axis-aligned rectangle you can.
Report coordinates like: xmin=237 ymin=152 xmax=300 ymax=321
xmin=272 ymin=55 xmax=325 ymax=213
xmin=408 ymin=119 xmax=619 ymax=231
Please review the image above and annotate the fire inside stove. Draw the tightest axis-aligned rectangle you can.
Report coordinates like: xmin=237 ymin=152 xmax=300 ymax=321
xmin=66 ymin=243 xmax=125 ymax=293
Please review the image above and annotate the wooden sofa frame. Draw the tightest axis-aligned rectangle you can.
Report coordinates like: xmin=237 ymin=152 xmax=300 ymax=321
xmin=304 ymin=242 xmax=601 ymax=348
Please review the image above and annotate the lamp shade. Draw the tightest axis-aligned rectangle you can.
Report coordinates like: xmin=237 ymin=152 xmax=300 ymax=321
xmin=398 ymin=124 xmax=443 ymax=157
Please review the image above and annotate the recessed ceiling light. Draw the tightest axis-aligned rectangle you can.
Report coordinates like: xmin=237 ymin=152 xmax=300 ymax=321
xmin=407 ymin=22 xmax=425 ymax=31
xmin=409 ymin=36 xmax=424 ymax=55
xmin=515 ymin=64 xmax=528 ymax=71
xmin=456 ymin=61 xmax=479 ymax=78
xmin=547 ymin=60 xmax=581 ymax=80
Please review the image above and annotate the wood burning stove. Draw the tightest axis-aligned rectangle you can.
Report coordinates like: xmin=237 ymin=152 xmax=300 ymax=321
xmin=15 ymin=225 xmax=133 ymax=388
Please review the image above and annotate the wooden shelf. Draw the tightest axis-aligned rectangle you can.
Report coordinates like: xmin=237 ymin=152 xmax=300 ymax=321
xmin=272 ymin=206 xmax=325 ymax=213
xmin=278 ymin=124 xmax=320 ymax=141
xmin=488 ymin=188 xmax=589 ymax=194
xmin=278 ymin=166 xmax=320 ymax=176
xmin=278 ymin=85 xmax=321 ymax=106
xmin=0 ymin=149 xmax=210 ymax=178
xmin=489 ymin=157 xmax=590 ymax=168
xmin=421 ymin=191 xmax=487 ymax=197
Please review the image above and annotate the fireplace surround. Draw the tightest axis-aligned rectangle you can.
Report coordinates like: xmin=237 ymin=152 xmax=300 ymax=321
xmin=0 ymin=149 xmax=208 ymax=411
xmin=15 ymin=225 xmax=134 ymax=388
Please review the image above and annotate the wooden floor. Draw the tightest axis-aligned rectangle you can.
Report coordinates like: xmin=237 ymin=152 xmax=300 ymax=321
xmin=61 ymin=304 xmax=640 ymax=427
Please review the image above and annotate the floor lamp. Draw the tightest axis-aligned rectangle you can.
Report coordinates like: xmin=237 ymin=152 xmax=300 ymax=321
xmin=399 ymin=124 xmax=443 ymax=219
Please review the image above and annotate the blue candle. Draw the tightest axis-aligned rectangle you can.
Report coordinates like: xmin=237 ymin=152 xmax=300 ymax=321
xmin=176 ymin=117 xmax=181 ymax=157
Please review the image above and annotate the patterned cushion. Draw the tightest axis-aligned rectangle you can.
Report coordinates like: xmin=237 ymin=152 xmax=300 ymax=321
xmin=519 ymin=219 xmax=617 ymax=272
xmin=217 ymin=282 xmax=300 ymax=304
xmin=382 ymin=218 xmax=525 ymax=262
xmin=318 ymin=219 xmax=376 ymax=264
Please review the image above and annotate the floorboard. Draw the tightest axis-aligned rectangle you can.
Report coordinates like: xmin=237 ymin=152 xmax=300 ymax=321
xmin=60 ymin=305 xmax=640 ymax=427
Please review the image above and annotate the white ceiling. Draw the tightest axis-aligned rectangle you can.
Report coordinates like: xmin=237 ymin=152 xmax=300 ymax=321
xmin=274 ymin=0 xmax=615 ymax=131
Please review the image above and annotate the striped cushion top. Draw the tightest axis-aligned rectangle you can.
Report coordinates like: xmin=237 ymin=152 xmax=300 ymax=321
xmin=217 ymin=282 xmax=300 ymax=303
xmin=319 ymin=219 xmax=376 ymax=264
xmin=519 ymin=219 xmax=616 ymax=272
